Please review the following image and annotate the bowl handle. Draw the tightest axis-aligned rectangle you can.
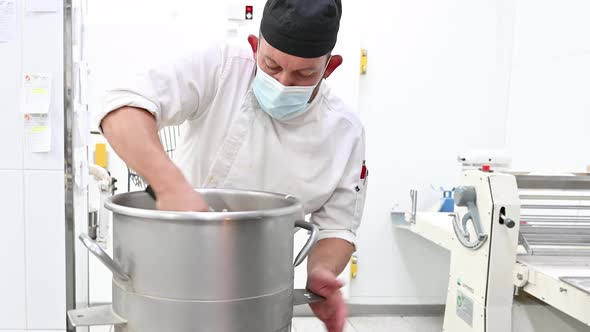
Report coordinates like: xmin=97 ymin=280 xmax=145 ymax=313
xmin=79 ymin=233 xmax=130 ymax=281
xmin=293 ymin=220 xmax=319 ymax=267
xmin=293 ymin=289 xmax=325 ymax=306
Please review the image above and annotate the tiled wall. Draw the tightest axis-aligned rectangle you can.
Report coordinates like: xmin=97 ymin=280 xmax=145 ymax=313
xmin=0 ymin=0 xmax=66 ymax=330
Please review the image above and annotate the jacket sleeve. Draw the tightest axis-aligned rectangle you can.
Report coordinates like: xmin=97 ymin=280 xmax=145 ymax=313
xmin=310 ymin=129 xmax=368 ymax=245
xmin=96 ymin=44 xmax=225 ymax=130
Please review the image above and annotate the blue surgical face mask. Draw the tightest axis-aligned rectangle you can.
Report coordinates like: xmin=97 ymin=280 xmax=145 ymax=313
xmin=252 ymin=64 xmax=324 ymax=121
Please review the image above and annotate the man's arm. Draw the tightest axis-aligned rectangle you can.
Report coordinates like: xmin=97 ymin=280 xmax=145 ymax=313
xmin=101 ymin=106 xmax=208 ymax=211
xmin=97 ymin=44 xmax=228 ymax=212
xmin=305 ymin=127 xmax=366 ymax=332
xmin=307 ymin=238 xmax=354 ymax=276
xmin=305 ymin=238 xmax=353 ymax=332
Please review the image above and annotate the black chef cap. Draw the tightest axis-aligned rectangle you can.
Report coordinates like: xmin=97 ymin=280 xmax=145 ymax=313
xmin=260 ymin=0 xmax=342 ymax=58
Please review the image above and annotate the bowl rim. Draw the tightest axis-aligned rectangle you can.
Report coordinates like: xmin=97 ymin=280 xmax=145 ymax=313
xmin=104 ymin=188 xmax=304 ymax=221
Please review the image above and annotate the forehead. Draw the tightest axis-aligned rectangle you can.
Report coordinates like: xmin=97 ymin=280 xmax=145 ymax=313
xmin=259 ymin=37 xmax=326 ymax=70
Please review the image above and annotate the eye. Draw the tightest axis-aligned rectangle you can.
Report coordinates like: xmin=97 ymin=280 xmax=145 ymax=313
xmin=298 ymin=70 xmax=315 ymax=78
xmin=263 ymin=59 xmax=281 ymax=72
xmin=267 ymin=65 xmax=281 ymax=72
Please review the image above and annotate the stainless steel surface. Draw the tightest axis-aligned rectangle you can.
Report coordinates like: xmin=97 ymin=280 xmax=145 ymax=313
xmin=559 ymin=277 xmax=590 ymax=295
xmin=520 ymin=215 xmax=590 ymax=223
xmin=525 ymin=247 xmax=590 ymax=257
xmin=520 ymin=194 xmax=590 ymax=201
xmin=521 ymin=204 xmax=590 ymax=210
xmin=519 ymin=232 xmax=532 ymax=254
xmin=514 ymin=173 xmax=590 ymax=190
xmin=79 ymin=233 xmax=130 ymax=281
xmin=63 ymin=1 xmax=76 ymax=331
xmin=519 ymin=225 xmax=590 ymax=255
xmin=410 ymin=189 xmax=418 ymax=223
xmin=106 ymin=189 xmax=303 ymax=300
xmin=73 ymin=188 xmax=321 ymax=331
xmin=519 ymin=226 xmax=590 ymax=246
xmin=112 ymin=281 xmax=293 ymax=332
xmin=105 ymin=189 xmax=302 ymax=221
xmin=88 ymin=211 xmax=98 ymax=240
xmin=293 ymin=220 xmax=319 ymax=267
xmin=67 ymin=305 xmax=126 ymax=327
xmin=515 ymin=174 xmax=590 ymax=257
xmin=390 ymin=211 xmax=409 ymax=226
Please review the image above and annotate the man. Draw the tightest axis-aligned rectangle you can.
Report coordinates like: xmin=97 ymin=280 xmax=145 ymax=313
xmin=98 ymin=0 xmax=367 ymax=331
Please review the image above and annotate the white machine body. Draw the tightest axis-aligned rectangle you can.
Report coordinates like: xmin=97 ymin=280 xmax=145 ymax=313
xmin=457 ymin=150 xmax=512 ymax=171
xmin=394 ymin=169 xmax=590 ymax=332
xmin=444 ymin=172 xmax=520 ymax=331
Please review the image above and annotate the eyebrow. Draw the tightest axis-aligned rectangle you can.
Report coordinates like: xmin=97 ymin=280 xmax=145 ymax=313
xmin=264 ymin=55 xmax=320 ymax=72
xmin=264 ymin=56 xmax=280 ymax=67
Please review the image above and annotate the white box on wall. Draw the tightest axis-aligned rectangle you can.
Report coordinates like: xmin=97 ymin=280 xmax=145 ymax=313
xmin=227 ymin=3 xmax=254 ymax=20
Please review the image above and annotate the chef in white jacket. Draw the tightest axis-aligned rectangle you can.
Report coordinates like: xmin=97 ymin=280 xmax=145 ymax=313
xmin=98 ymin=1 xmax=367 ymax=331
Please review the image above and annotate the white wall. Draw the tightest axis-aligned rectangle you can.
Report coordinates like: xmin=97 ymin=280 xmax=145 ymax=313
xmin=506 ymin=0 xmax=590 ymax=171
xmin=351 ymin=0 xmax=590 ymax=306
xmin=0 ymin=0 xmax=67 ymax=330
xmin=350 ymin=0 xmax=516 ymax=305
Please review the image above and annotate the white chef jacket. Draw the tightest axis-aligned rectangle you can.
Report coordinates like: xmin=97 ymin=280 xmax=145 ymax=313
xmin=98 ymin=42 xmax=367 ymax=244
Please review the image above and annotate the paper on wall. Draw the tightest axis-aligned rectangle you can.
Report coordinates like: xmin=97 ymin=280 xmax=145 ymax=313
xmin=22 ymin=73 xmax=52 ymax=114
xmin=0 ymin=0 xmax=17 ymax=42
xmin=26 ymin=0 xmax=57 ymax=12
xmin=24 ymin=113 xmax=52 ymax=153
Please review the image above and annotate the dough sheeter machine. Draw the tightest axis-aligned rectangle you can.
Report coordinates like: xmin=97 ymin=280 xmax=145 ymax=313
xmin=393 ymin=167 xmax=590 ymax=332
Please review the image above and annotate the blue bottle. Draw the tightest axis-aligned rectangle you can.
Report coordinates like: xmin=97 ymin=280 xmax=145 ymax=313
xmin=439 ymin=189 xmax=455 ymax=212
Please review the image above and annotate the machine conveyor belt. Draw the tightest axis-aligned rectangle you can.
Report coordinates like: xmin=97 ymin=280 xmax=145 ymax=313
xmin=516 ymin=254 xmax=590 ymax=325
xmin=560 ymin=276 xmax=590 ymax=295
xmin=516 ymin=255 xmax=590 ymax=295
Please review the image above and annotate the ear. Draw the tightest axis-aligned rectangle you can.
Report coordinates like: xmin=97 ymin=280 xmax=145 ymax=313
xmin=324 ymin=55 xmax=343 ymax=79
xmin=248 ymin=34 xmax=259 ymax=60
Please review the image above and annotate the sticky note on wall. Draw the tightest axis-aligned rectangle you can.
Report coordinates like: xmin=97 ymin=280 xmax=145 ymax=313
xmin=0 ymin=0 xmax=17 ymax=42
xmin=95 ymin=143 xmax=107 ymax=168
xmin=24 ymin=113 xmax=51 ymax=153
xmin=22 ymin=73 xmax=52 ymax=114
xmin=26 ymin=0 xmax=58 ymax=12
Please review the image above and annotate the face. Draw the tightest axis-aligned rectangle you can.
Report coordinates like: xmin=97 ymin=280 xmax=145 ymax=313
xmin=254 ymin=36 xmax=330 ymax=87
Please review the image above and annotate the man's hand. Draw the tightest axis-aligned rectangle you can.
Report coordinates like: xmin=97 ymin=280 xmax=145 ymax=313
xmin=102 ymin=106 xmax=209 ymax=212
xmin=155 ymin=181 xmax=209 ymax=212
xmin=307 ymin=268 xmax=348 ymax=332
